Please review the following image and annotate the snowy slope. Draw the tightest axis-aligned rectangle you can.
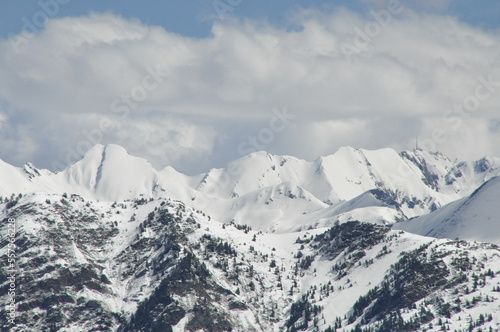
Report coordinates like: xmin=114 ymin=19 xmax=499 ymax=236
xmin=60 ymin=144 xmax=158 ymax=200
xmin=2 ymin=194 xmax=500 ymax=331
xmin=393 ymin=176 xmax=500 ymax=245
xmin=1 ymin=144 xmax=500 ymax=331
xmin=0 ymin=144 xmax=499 ymax=233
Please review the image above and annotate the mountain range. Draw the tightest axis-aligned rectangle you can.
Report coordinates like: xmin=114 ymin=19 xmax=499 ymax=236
xmin=1 ymin=144 xmax=500 ymax=331
xmin=2 ymin=143 xmax=500 ymax=233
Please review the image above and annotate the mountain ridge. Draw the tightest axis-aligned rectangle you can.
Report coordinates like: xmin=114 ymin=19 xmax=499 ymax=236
xmin=394 ymin=176 xmax=500 ymax=245
xmin=1 ymin=192 xmax=499 ymax=331
xmin=2 ymin=145 xmax=500 ymax=331
xmin=1 ymin=144 xmax=500 ymax=232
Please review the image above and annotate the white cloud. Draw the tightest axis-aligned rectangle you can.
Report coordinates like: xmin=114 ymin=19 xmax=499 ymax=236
xmin=0 ymin=10 xmax=499 ymax=172
xmin=110 ymin=116 xmax=217 ymax=171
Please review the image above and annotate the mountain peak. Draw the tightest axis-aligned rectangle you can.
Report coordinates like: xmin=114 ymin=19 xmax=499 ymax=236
xmin=102 ymin=143 xmax=130 ymax=156
xmin=394 ymin=176 xmax=500 ymax=245
xmin=1 ymin=143 xmax=500 ymax=233
xmin=56 ymin=143 xmax=157 ymax=200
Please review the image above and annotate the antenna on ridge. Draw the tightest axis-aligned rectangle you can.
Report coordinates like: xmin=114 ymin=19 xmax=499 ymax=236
xmin=415 ymin=136 xmax=419 ymax=151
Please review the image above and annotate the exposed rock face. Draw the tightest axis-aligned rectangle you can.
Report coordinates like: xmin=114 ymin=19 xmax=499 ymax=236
xmin=1 ymin=195 xmax=500 ymax=331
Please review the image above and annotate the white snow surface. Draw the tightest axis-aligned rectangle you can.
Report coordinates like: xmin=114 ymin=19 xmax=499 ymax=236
xmin=2 ymin=193 xmax=500 ymax=331
xmin=1 ymin=144 xmax=500 ymax=234
xmin=394 ymin=176 xmax=500 ymax=245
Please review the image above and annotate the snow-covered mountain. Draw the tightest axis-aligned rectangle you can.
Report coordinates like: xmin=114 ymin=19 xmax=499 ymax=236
xmin=1 ymin=144 xmax=499 ymax=232
xmin=394 ymin=176 xmax=500 ymax=245
xmin=1 ymin=144 xmax=500 ymax=331
xmin=1 ymin=194 xmax=500 ymax=331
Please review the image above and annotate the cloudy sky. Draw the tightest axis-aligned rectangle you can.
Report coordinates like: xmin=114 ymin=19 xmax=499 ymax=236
xmin=0 ymin=0 xmax=499 ymax=174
